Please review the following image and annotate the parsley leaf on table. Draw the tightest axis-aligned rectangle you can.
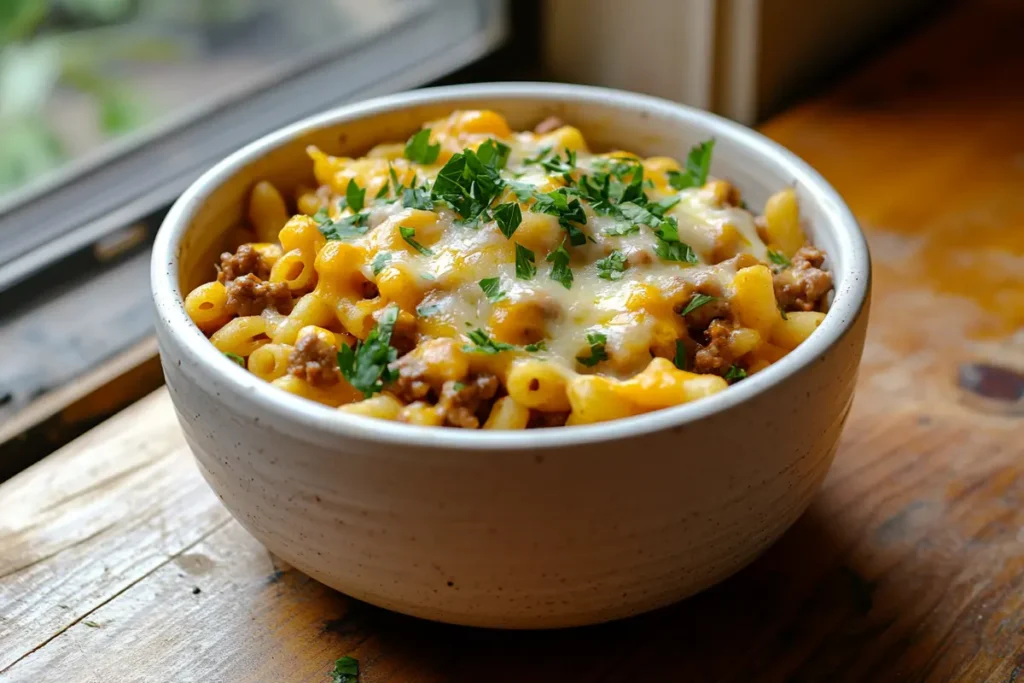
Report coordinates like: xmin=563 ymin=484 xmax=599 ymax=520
xmin=331 ymin=656 xmax=359 ymax=683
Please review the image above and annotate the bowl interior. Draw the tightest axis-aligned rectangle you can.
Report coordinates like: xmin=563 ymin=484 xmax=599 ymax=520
xmin=159 ymin=83 xmax=869 ymax=450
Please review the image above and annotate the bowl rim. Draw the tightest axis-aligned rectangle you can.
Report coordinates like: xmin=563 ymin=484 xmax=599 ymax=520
xmin=152 ymin=81 xmax=870 ymax=451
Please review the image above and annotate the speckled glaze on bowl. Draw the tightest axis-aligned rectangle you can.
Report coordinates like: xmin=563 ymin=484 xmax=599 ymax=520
xmin=151 ymin=83 xmax=870 ymax=629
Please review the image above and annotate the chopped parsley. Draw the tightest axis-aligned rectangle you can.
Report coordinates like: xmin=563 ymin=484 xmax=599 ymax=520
xmin=475 ymin=138 xmax=511 ymax=170
xmin=399 ymin=226 xmax=433 ymax=255
xmin=655 ymin=239 xmax=699 ymax=264
xmin=331 ymin=656 xmax=359 ymax=683
xmin=653 ymin=217 xmax=699 ymax=264
xmin=778 ymin=303 xmax=789 ymax=321
xmin=416 ymin=302 xmax=440 ymax=316
xmin=312 ymin=206 xmax=330 ymax=224
xmin=463 ymin=328 xmax=516 ymax=354
xmin=724 ymin=364 xmax=748 ymax=383
xmin=515 ymin=243 xmax=536 ymax=280
xmin=575 ymin=161 xmax=679 ymax=234
xmin=374 ymin=182 xmax=390 ymax=200
xmin=493 ymin=202 xmax=523 ymax=238
xmin=603 ymin=222 xmax=640 ymax=236
xmin=402 ymin=186 xmax=434 ymax=210
xmin=610 ymin=163 xmax=646 ymax=204
xmin=680 ymin=293 xmax=716 ymax=317
xmin=336 ymin=306 xmax=399 ymax=398
xmin=668 ymin=138 xmax=715 ymax=190
xmin=403 ymin=128 xmax=440 ymax=164
xmin=430 ymin=139 xmax=509 ymax=220
xmin=575 ymin=162 xmax=644 ymax=215
xmin=462 ymin=328 xmax=545 ymax=354
xmin=767 ymin=249 xmax=792 ymax=268
xmin=596 ymin=250 xmax=628 ymax=280
xmin=546 ymin=241 xmax=573 ymax=289
xmin=320 ymin=212 xmax=371 ymax=241
xmin=345 ymin=180 xmax=365 ymax=213
xmin=507 ymin=180 xmax=537 ymax=201
xmin=223 ymin=352 xmax=245 ymax=367
xmin=616 ymin=201 xmax=656 ymax=227
xmin=576 ymin=331 xmax=608 ymax=367
xmin=371 ymin=251 xmax=392 ymax=276
xmin=522 ymin=146 xmax=552 ymax=165
xmin=533 ymin=189 xmax=587 ymax=246
xmin=674 ymin=340 xmax=688 ymax=370
xmin=478 ymin=277 xmax=506 ymax=302
xmin=541 ymin=148 xmax=577 ymax=179
xmin=649 ymin=194 xmax=681 ymax=217
xmin=388 ymin=164 xmax=403 ymax=194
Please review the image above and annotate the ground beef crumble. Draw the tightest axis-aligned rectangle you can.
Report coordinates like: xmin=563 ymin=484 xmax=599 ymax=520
xmin=437 ymin=375 xmax=499 ymax=429
xmin=677 ymin=277 xmax=733 ymax=336
xmin=693 ymin=320 xmax=735 ymax=375
xmin=287 ymin=333 xmax=340 ymax=387
xmin=773 ymin=245 xmax=832 ymax=312
xmin=388 ymin=354 xmax=433 ymax=404
xmin=225 ymin=274 xmax=292 ymax=316
xmin=218 ymin=244 xmax=270 ymax=283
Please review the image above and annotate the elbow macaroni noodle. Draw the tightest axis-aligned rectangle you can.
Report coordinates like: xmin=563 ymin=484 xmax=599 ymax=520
xmin=186 ymin=110 xmax=833 ymax=428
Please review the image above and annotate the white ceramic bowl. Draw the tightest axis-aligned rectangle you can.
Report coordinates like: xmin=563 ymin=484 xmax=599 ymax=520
xmin=151 ymin=83 xmax=870 ymax=629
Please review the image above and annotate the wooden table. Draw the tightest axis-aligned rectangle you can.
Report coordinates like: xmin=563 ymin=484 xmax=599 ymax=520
xmin=3 ymin=3 xmax=1023 ymax=681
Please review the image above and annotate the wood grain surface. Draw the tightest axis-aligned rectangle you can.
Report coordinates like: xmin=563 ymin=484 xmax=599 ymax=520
xmin=2 ymin=3 xmax=1023 ymax=681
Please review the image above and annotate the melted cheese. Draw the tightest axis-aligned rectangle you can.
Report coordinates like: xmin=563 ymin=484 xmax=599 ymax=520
xmin=306 ymin=114 xmax=774 ymax=378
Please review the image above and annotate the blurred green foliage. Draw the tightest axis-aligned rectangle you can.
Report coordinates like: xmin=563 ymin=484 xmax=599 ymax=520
xmin=0 ymin=0 xmax=258 ymax=195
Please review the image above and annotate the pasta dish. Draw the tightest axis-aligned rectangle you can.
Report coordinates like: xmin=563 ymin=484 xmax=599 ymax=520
xmin=184 ymin=110 xmax=833 ymax=428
